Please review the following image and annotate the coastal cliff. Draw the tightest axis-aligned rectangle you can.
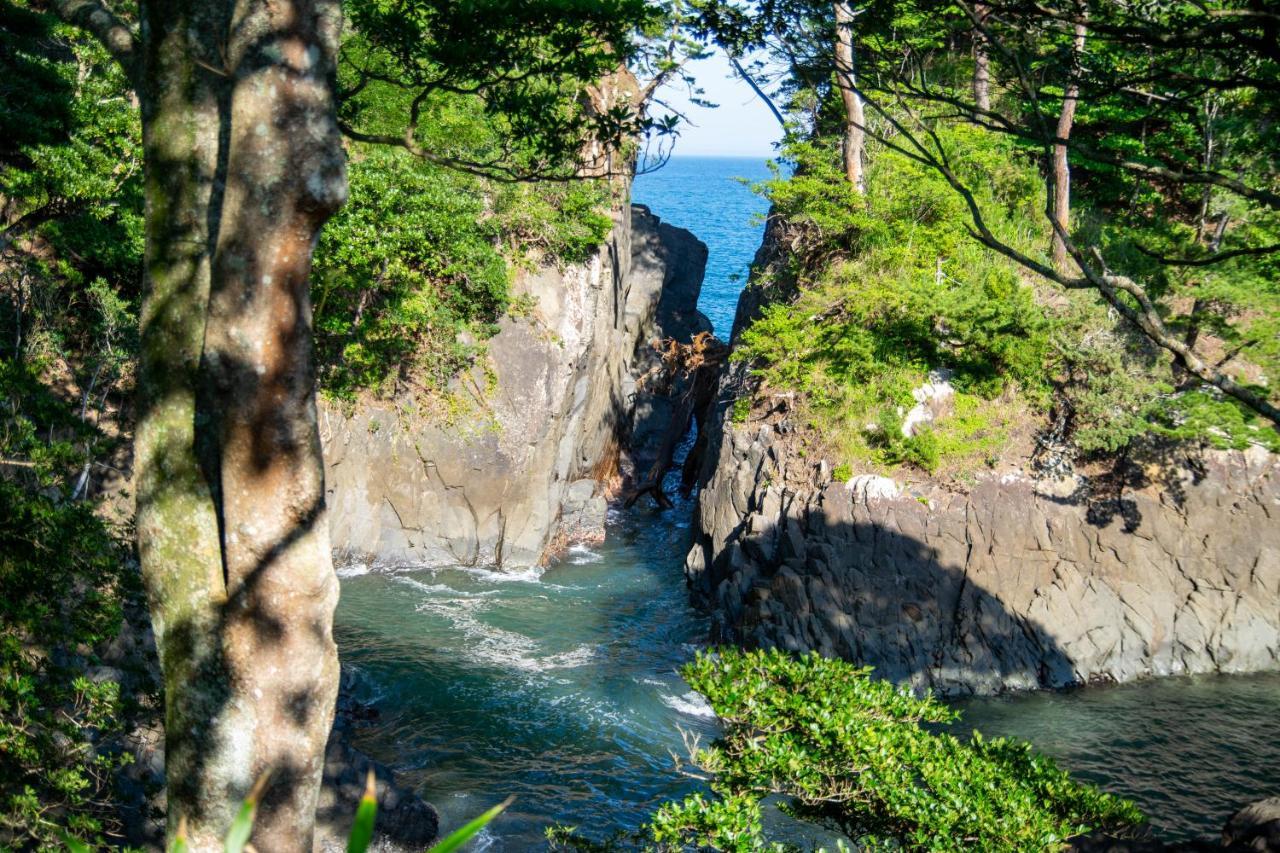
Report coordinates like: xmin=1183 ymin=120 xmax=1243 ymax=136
xmin=684 ymin=206 xmax=1280 ymax=696
xmin=323 ymin=203 xmax=709 ymax=569
xmin=686 ymin=414 xmax=1280 ymax=695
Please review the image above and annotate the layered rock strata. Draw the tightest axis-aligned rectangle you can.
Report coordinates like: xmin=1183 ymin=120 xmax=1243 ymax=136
xmin=687 ymin=416 xmax=1280 ymax=696
xmin=324 ymin=203 xmax=708 ymax=568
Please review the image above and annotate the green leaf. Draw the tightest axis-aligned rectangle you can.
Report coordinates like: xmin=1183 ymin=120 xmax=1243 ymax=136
xmin=347 ymin=769 xmax=379 ymax=853
xmin=60 ymin=830 xmax=92 ymax=852
xmin=224 ymin=772 xmax=270 ymax=853
xmin=427 ymin=797 xmax=514 ymax=853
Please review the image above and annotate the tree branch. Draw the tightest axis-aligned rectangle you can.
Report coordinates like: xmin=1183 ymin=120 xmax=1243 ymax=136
xmin=1135 ymin=241 xmax=1280 ymax=268
xmin=726 ymin=50 xmax=787 ymax=129
xmin=49 ymin=0 xmax=139 ymax=86
xmin=852 ymin=85 xmax=1280 ymax=425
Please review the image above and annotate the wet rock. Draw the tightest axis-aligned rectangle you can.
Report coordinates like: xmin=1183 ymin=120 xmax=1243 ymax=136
xmin=1223 ymin=797 xmax=1280 ymax=851
xmin=315 ymin=717 xmax=439 ymax=853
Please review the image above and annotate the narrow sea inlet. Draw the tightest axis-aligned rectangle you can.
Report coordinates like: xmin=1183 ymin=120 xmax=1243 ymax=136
xmin=333 ymin=157 xmax=1280 ymax=849
xmin=335 ymin=502 xmax=1280 ymax=848
xmin=335 ymin=495 xmax=715 ymax=850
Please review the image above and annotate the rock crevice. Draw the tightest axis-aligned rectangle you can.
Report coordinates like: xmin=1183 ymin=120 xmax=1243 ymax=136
xmin=324 ymin=203 xmax=709 ymax=568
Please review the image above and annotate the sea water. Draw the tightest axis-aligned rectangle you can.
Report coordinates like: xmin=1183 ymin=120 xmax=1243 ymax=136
xmin=334 ymin=156 xmax=1280 ymax=848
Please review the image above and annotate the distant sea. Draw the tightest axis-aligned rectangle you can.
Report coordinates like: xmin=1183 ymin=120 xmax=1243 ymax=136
xmin=633 ymin=155 xmax=775 ymax=337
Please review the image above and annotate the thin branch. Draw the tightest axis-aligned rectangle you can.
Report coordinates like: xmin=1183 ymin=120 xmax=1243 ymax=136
xmin=726 ymin=50 xmax=787 ymax=129
xmin=852 ymin=84 xmax=1280 ymax=425
xmin=1135 ymin=241 xmax=1280 ymax=267
xmin=337 ymin=121 xmax=629 ymax=183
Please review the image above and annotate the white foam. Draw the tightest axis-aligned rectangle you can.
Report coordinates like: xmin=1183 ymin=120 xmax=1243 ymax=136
xmin=567 ymin=544 xmax=604 ymax=564
xmin=454 ymin=565 xmax=547 ymax=584
xmin=393 ymin=576 xmax=499 ymax=598
xmin=465 ymin=827 xmax=498 ymax=852
xmin=336 ymin=561 xmax=370 ymax=579
xmin=410 ymin=592 xmax=596 ymax=673
xmin=661 ymin=690 xmax=716 ymax=718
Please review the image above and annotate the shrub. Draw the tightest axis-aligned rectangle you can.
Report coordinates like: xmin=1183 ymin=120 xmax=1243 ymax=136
xmin=735 ymin=130 xmax=1048 ymax=475
xmin=0 ymin=479 xmax=133 ymax=849
xmin=0 ymin=15 xmax=143 ymax=843
xmin=314 ymin=77 xmax=614 ymax=404
xmin=649 ymin=649 xmax=1143 ymax=852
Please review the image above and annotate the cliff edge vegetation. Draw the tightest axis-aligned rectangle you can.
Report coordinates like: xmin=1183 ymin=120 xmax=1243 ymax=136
xmin=707 ymin=0 xmax=1280 ymax=482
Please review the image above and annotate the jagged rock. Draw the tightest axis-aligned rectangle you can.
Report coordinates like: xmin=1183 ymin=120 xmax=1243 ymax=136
xmin=687 ymin=414 xmax=1280 ymax=696
xmin=324 ymin=203 xmax=709 ymax=569
xmin=901 ymin=368 xmax=955 ymax=437
xmin=1223 ymin=797 xmax=1280 ymax=851
xmin=314 ymin=718 xmax=439 ymax=853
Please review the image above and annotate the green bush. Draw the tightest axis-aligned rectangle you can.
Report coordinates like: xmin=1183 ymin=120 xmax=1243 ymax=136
xmin=734 ymin=120 xmax=1280 ymax=469
xmin=314 ymin=73 xmax=614 ymax=404
xmin=735 ymin=131 xmax=1048 ymax=474
xmin=0 ymin=479 xmax=133 ymax=849
xmin=646 ymin=648 xmax=1142 ymax=852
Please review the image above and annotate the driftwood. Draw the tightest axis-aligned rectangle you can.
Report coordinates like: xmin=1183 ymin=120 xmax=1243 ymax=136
xmin=626 ymin=332 xmax=728 ymax=508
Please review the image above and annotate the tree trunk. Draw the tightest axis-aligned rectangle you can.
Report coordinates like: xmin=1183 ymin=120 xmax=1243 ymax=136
xmin=1051 ymin=19 xmax=1087 ymax=272
xmin=833 ymin=1 xmax=865 ymax=192
xmin=973 ymin=2 xmax=991 ymax=112
xmin=131 ymin=2 xmax=347 ymax=849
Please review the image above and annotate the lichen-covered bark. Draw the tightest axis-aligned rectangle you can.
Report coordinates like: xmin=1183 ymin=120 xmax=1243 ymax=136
xmin=202 ymin=1 xmax=346 ymax=849
xmin=130 ymin=1 xmax=347 ymax=850
xmin=134 ymin=4 xmax=234 ymax=848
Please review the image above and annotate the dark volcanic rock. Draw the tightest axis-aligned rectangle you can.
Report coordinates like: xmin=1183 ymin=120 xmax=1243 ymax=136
xmin=686 ymin=414 xmax=1280 ymax=695
xmin=1223 ymin=797 xmax=1280 ymax=851
xmin=314 ymin=717 xmax=439 ymax=853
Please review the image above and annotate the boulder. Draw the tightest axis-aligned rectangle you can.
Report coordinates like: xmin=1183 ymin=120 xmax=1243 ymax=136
xmin=1223 ymin=797 xmax=1280 ymax=851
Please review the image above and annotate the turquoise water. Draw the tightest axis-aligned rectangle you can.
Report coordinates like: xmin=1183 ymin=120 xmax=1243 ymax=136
xmin=633 ymin=155 xmax=774 ymax=336
xmin=336 ymin=498 xmax=717 ymax=850
xmin=333 ymin=156 xmax=1280 ymax=848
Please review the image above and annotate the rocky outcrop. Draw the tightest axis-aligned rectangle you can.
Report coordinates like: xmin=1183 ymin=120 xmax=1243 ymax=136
xmin=686 ymin=416 xmax=1280 ymax=695
xmin=1222 ymin=797 xmax=1280 ymax=851
xmin=323 ymin=204 xmax=708 ymax=569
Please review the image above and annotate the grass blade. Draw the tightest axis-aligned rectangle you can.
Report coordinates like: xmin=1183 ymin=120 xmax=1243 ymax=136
xmin=168 ymin=816 xmax=190 ymax=853
xmin=346 ymin=769 xmax=379 ymax=853
xmin=427 ymin=796 xmax=514 ymax=853
xmin=224 ymin=772 xmax=271 ymax=853
xmin=60 ymin=831 xmax=91 ymax=852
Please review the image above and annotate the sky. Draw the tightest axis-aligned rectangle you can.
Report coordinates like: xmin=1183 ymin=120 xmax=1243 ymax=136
xmin=652 ymin=49 xmax=784 ymax=158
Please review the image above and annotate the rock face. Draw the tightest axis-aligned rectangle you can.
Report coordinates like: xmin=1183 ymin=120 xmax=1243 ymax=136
xmin=323 ymin=204 xmax=708 ymax=568
xmin=686 ymin=416 xmax=1280 ymax=695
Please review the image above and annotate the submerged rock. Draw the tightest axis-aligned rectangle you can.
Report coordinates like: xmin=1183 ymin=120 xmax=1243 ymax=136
xmin=1223 ymin=797 xmax=1280 ymax=851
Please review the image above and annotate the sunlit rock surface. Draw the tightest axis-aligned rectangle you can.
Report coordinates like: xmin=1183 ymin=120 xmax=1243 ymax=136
xmin=323 ymin=203 xmax=708 ymax=568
